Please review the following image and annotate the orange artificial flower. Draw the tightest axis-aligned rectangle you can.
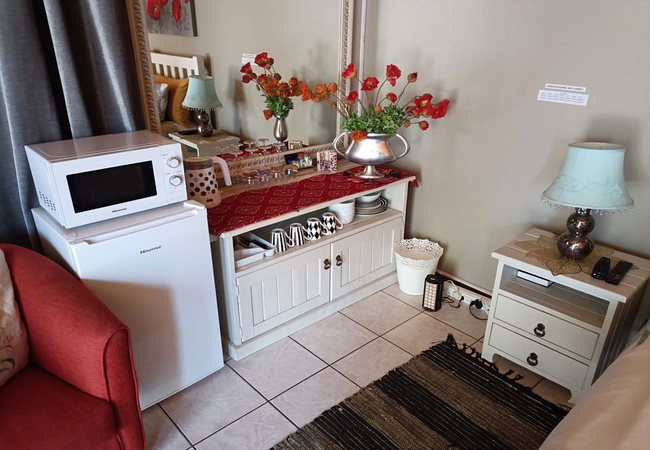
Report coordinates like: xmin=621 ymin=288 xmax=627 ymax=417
xmin=301 ymin=84 xmax=313 ymax=101
xmin=330 ymin=102 xmax=337 ymax=109
xmin=288 ymin=77 xmax=300 ymax=87
xmin=386 ymin=64 xmax=401 ymax=86
xmin=360 ymin=77 xmax=379 ymax=91
xmin=264 ymin=79 xmax=280 ymax=95
xmin=419 ymin=120 xmax=429 ymax=130
xmin=263 ymin=109 xmax=274 ymax=120
xmin=403 ymin=121 xmax=411 ymax=128
xmin=374 ymin=105 xmax=382 ymax=113
xmin=350 ymin=130 xmax=368 ymax=142
xmin=386 ymin=93 xmax=397 ymax=103
xmin=342 ymin=63 xmax=357 ymax=79
xmin=312 ymin=84 xmax=331 ymax=102
xmin=327 ymin=82 xmax=338 ymax=93
xmin=407 ymin=72 xmax=418 ymax=83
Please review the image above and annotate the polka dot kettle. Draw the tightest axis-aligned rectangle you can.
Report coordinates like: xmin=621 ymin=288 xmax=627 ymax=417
xmin=184 ymin=156 xmax=232 ymax=208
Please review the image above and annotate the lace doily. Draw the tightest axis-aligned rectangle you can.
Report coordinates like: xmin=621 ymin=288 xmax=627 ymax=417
xmin=394 ymin=238 xmax=444 ymax=269
xmin=515 ymin=235 xmax=633 ymax=276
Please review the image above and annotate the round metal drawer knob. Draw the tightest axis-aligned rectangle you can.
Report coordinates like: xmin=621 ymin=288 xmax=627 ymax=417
xmin=526 ymin=352 xmax=539 ymax=367
xmin=534 ymin=323 xmax=546 ymax=337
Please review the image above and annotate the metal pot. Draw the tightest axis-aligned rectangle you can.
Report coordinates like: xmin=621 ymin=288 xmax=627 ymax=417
xmin=332 ymin=132 xmax=410 ymax=178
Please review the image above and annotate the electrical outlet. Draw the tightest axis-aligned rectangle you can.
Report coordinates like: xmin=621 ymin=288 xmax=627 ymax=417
xmin=444 ymin=281 xmax=491 ymax=312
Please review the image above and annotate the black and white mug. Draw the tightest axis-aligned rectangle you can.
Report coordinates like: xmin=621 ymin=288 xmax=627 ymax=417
xmin=305 ymin=218 xmax=323 ymax=241
xmin=289 ymin=223 xmax=306 ymax=247
xmin=271 ymin=228 xmax=294 ymax=253
xmin=322 ymin=212 xmax=343 ymax=235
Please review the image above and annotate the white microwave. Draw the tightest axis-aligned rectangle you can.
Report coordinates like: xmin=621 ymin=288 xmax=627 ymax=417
xmin=25 ymin=130 xmax=187 ymax=229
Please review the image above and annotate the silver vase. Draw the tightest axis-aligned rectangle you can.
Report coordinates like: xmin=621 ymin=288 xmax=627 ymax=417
xmin=332 ymin=132 xmax=410 ymax=179
xmin=273 ymin=115 xmax=288 ymax=143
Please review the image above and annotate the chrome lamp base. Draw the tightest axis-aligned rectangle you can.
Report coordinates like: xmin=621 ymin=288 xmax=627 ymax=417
xmin=196 ymin=110 xmax=213 ymax=137
xmin=557 ymin=208 xmax=595 ymax=260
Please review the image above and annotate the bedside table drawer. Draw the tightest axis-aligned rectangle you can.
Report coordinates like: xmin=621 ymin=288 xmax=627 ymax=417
xmin=489 ymin=324 xmax=589 ymax=388
xmin=494 ymin=294 xmax=599 ymax=359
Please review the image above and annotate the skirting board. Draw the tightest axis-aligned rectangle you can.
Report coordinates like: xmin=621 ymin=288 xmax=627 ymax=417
xmin=226 ymin=272 xmax=398 ymax=361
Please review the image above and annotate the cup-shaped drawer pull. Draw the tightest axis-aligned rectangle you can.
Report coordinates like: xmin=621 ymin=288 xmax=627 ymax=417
xmin=324 ymin=259 xmax=331 ymax=270
xmin=526 ymin=352 xmax=539 ymax=367
xmin=336 ymin=255 xmax=343 ymax=266
xmin=533 ymin=323 xmax=546 ymax=337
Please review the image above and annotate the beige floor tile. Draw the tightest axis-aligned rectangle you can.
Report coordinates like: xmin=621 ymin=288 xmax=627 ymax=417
xmin=423 ymin=302 xmax=488 ymax=339
xmin=341 ymin=291 xmax=419 ymax=335
xmin=160 ymin=365 xmax=265 ymax=444
xmin=472 ymin=341 xmax=543 ymax=388
xmin=142 ymin=405 xmax=192 ymax=450
xmin=532 ymin=379 xmax=574 ymax=406
xmin=383 ymin=314 xmax=475 ymax=355
xmin=228 ymin=338 xmax=326 ymax=399
xmin=271 ymin=367 xmax=360 ymax=427
xmin=333 ymin=338 xmax=412 ymax=387
xmin=382 ymin=283 xmax=424 ymax=310
xmin=291 ymin=313 xmax=377 ymax=364
xmin=196 ymin=403 xmax=296 ymax=450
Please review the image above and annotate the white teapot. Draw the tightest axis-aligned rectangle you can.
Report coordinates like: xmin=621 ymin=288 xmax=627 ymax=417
xmin=184 ymin=156 xmax=232 ymax=208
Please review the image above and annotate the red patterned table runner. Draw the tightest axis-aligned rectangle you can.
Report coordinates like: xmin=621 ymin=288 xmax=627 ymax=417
xmin=207 ymin=166 xmax=417 ymax=236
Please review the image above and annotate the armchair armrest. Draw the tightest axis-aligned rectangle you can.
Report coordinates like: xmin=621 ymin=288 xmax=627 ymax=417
xmin=1 ymin=244 xmax=145 ymax=450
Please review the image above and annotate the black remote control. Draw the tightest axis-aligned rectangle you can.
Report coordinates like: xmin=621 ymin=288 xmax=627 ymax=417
xmin=605 ymin=260 xmax=633 ymax=285
xmin=178 ymin=129 xmax=198 ymax=135
xmin=591 ymin=257 xmax=611 ymax=280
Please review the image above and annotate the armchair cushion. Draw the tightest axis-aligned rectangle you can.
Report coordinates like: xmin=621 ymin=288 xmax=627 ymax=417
xmin=0 ymin=365 xmax=122 ymax=450
xmin=0 ymin=250 xmax=29 ymax=386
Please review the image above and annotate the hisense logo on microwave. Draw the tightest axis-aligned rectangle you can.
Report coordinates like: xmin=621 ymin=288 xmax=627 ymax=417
xmin=111 ymin=207 xmax=127 ymax=213
xmin=140 ymin=246 xmax=161 ymax=255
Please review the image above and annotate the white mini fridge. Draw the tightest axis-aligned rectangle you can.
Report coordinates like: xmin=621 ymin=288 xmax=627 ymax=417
xmin=32 ymin=201 xmax=224 ymax=409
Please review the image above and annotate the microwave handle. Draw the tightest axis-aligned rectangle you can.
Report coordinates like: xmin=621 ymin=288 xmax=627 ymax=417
xmin=74 ymin=209 xmax=201 ymax=246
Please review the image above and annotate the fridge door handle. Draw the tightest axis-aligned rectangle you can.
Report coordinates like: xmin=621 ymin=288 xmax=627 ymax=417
xmin=77 ymin=209 xmax=201 ymax=245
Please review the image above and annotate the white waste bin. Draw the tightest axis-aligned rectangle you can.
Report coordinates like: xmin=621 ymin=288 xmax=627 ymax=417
xmin=394 ymin=238 xmax=444 ymax=296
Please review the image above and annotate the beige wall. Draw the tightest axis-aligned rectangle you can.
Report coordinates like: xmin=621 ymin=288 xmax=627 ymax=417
xmin=148 ymin=0 xmax=340 ymax=145
xmin=362 ymin=0 xmax=650 ymax=289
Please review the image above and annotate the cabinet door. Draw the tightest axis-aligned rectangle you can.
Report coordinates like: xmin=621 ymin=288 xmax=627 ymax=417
xmin=236 ymin=245 xmax=331 ymax=341
xmin=331 ymin=217 xmax=402 ymax=300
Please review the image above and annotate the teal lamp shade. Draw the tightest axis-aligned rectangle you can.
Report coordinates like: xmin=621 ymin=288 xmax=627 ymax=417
xmin=182 ymin=75 xmax=222 ymax=111
xmin=542 ymin=142 xmax=634 ymax=212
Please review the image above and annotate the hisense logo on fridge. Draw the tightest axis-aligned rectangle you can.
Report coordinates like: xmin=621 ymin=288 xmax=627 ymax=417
xmin=140 ymin=245 xmax=161 ymax=255
xmin=111 ymin=207 xmax=127 ymax=213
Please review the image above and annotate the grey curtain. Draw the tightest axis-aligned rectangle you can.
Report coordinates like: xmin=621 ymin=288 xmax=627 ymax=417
xmin=0 ymin=0 xmax=144 ymax=248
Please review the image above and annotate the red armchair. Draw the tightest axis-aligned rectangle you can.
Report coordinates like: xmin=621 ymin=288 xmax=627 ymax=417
xmin=0 ymin=244 xmax=145 ymax=450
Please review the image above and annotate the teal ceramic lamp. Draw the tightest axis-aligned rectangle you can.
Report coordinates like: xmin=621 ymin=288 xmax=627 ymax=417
xmin=182 ymin=75 xmax=223 ymax=137
xmin=542 ymin=142 xmax=634 ymax=260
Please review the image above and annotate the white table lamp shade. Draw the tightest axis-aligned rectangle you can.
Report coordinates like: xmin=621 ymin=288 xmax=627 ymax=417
xmin=182 ymin=75 xmax=222 ymax=111
xmin=542 ymin=142 xmax=633 ymax=211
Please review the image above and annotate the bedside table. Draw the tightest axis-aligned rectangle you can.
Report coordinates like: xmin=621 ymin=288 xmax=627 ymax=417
xmin=168 ymin=131 xmax=240 ymax=157
xmin=483 ymin=228 xmax=650 ymax=403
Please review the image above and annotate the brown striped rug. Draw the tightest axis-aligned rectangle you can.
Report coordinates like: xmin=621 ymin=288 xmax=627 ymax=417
xmin=273 ymin=335 xmax=569 ymax=450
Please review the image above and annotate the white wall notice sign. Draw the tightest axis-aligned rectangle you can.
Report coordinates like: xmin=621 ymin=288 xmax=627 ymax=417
xmin=545 ymin=84 xmax=587 ymax=92
xmin=537 ymin=90 xmax=589 ymax=106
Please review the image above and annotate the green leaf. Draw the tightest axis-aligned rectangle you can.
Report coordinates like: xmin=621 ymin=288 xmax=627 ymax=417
xmin=341 ymin=104 xmax=406 ymax=136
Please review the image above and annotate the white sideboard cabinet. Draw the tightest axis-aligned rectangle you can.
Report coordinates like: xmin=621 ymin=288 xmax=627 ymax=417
xmin=211 ymin=165 xmax=415 ymax=360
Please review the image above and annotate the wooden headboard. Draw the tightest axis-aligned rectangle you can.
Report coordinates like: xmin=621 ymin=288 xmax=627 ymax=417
xmin=150 ymin=52 xmax=206 ymax=79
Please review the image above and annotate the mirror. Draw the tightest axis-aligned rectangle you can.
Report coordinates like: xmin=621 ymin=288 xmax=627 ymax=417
xmin=140 ymin=0 xmax=353 ymax=148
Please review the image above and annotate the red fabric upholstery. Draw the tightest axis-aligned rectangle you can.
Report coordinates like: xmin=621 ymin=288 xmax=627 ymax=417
xmin=0 ymin=366 xmax=121 ymax=450
xmin=0 ymin=244 xmax=145 ymax=450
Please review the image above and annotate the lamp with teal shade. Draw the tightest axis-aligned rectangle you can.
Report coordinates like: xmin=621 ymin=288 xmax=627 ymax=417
xmin=182 ymin=75 xmax=223 ymax=137
xmin=542 ymin=142 xmax=634 ymax=260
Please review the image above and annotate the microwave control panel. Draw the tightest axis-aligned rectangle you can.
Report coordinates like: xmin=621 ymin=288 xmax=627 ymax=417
xmin=161 ymin=144 xmax=187 ymax=202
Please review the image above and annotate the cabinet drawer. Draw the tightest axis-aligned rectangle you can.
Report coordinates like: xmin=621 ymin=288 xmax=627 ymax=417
xmin=494 ymin=294 xmax=599 ymax=359
xmin=489 ymin=324 xmax=589 ymax=388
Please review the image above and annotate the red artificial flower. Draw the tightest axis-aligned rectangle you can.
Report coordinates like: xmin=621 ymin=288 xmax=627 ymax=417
xmin=407 ymin=72 xmax=418 ymax=83
xmin=172 ymin=0 xmax=182 ymax=23
xmin=419 ymin=120 xmax=429 ymax=130
xmin=279 ymin=82 xmax=292 ymax=98
xmin=426 ymin=99 xmax=450 ymax=119
xmin=263 ymin=110 xmax=273 ymax=121
xmin=386 ymin=93 xmax=397 ymax=103
xmin=350 ymin=130 xmax=368 ymax=142
xmin=184 ymin=0 xmax=189 ymax=2
xmin=301 ymin=84 xmax=313 ymax=101
xmin=273 ymin=73 xmax=282 ymax=81
xmin=327 ymin=82 xmax=338 ymax=93
xmin=162 ymin=0 xmax=169 ymax=4
xmin=342 ymin=63 xmax=357 ymax=79
xmin=414 ymin=93 xmax=433 ymax=109
xmin=258 ymin=74 xmax=269 ymax=84
xmin=386 ymin=64 xmax=401 ymax=86
xmin=241 ymin=74 xmax=252 ymax=84
xmin=147 ymin=0 xmax=161 ymax=20
xmin=344 ymin=91 xmax=359 ymax=105
xmin=240 ymin=62 xmax=253 ymax=75
xmin=255 ymin=52 xmax=273 ymax=69
xmin=361 ymin=77 xmax=379 ymax=91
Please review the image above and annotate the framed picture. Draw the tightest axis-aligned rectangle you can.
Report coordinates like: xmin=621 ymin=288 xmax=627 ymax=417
xmin=145 ymin=0 xmax=197 ymax=37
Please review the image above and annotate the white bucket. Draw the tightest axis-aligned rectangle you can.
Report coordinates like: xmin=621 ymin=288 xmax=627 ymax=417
xmin=394 ymin=238 xmax=444 ymax=296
